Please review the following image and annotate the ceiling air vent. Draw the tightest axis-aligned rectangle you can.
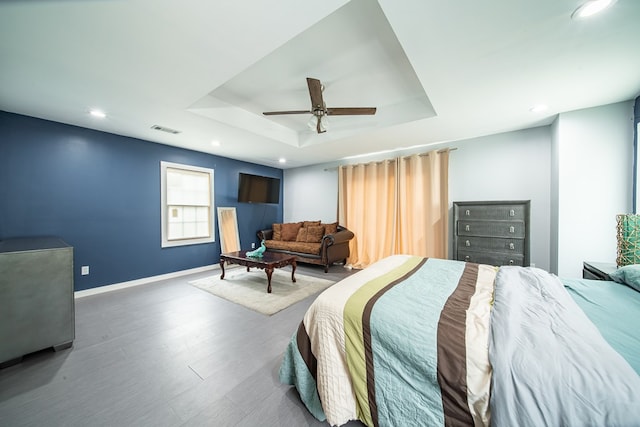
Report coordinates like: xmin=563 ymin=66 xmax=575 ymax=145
xmin=151 ymin=124 xmax=181 ymax=134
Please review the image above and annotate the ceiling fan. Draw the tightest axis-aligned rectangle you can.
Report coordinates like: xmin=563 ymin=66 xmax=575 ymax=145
xmin=262 ymin=77 xmax=377 ymax=134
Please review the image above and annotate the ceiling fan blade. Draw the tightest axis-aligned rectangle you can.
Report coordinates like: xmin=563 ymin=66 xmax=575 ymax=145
xmin=262 ymin=110 xmax=311 ymax=115
xmin=263 ymin=79 xmax=376 ymax=134
xmin=327 ymin=107 xmax=377 ymax=116
xmin=306 ymin=78 xmax=324 ymax=110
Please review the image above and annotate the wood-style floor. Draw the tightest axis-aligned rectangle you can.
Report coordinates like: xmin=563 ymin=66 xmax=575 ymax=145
xmin=0 ymin=264 xmax=365 ymax=427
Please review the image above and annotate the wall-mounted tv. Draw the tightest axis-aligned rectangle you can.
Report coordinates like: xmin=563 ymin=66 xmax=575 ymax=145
xmin=237 ymin=173 xmax=281 ymax=204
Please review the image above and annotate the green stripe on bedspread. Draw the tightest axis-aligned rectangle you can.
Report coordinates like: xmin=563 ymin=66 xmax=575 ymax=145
xmin=344 ymin=257 xmax=469 ymax=427
xmin=343 ymin=256 xmax=426 ymax=425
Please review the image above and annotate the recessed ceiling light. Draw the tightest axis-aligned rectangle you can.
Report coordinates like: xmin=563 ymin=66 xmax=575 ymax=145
xmin=89 ymin=109 xmax=106 ymax=118
xmin=279 ymin=158 xmax=286 ymax=164
xmin=210 ymin=140 xmax=220 ymax=147
xmin=529 ymin=104 xmax=548 ymax=113
xmin=571 ymin=0 xmax=616 ymax=20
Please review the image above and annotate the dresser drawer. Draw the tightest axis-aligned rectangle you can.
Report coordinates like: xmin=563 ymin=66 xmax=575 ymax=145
xmin=456 ymin=249 xmax=524 ymax=266
xmin=457 ymin=236 xmax=524 ymax=254
xmin=457 ymin=220 xmax=525 ymax=239
xmin=456 ymin=204 xmax=527 ymax=220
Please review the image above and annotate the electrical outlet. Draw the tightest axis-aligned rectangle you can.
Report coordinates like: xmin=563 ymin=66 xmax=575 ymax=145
xmin=251 ymin=242 xmax=256 ymax=249
xmin=81 ymin=265 xmax=90 ymax=276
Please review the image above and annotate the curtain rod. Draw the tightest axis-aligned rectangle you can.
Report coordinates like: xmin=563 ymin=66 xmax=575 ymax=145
xmin=413 ymin=147 xmax=457 ymax=158
xmin=323 ymin=147 xmax=457 ymax=171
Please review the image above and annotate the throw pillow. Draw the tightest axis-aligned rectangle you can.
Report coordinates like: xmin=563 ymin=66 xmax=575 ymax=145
xmin=608 ymin=264 xmax=640 ymax=292
xmin=281 ymin=222 xmax=302 ymax=241
xmin=323 ymin=222 xmax=338 ymax=235
xmin=305 ymin=225 xmax=325 ymax=243
xmin=272 ymin=223 xmax=282 ymax=241
xmin=295 ymin=227 xmax=308 ymax=242
xmin=303 ymin=220 xmax=321 ymax=228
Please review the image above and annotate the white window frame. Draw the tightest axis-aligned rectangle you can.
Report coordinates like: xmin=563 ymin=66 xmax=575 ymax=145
xmin=161 ymin=161 xmax=215 ymax=248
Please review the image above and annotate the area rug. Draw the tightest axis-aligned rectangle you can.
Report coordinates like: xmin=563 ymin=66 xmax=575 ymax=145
xmin=188 ymin=268 xmax=336 ymax=315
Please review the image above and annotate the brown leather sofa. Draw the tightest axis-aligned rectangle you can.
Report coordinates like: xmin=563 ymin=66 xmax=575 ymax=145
xmin=257 ymin=221 xmax=354 ymax=272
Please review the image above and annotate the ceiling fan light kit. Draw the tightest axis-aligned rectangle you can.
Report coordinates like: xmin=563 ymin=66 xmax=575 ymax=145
xmin=307 ymin=115 xmax=329 ymax=132
xmin=307 ymin=113 xmax=329 ymax=133
xmin=263 ymin=77 xmax=376 ymax=134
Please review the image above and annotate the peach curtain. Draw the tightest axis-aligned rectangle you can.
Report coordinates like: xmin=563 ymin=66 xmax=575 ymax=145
xmin=338 ymin=160 xmax=398 ymax=268
xmin=338 ymin=149 xmax=449 ymax=269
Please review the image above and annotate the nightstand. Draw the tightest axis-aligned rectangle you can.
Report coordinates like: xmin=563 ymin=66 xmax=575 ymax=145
xmin=582 ymin=261 xmax=618 ymax=281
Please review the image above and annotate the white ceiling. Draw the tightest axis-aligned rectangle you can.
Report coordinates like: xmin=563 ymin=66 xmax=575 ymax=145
xmin=1 ymin=0 xmax=639 ymax=169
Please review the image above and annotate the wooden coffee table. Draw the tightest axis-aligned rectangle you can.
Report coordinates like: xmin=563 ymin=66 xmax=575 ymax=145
xmin=219 ymin=250 xmax=296 ymax=293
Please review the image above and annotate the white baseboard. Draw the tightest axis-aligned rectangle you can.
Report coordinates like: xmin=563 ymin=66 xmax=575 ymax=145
xmin=74 ymin=264 xmax=220 ymax=298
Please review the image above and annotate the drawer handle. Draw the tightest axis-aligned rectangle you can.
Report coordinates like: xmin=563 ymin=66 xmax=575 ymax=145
xmin=509 ymin=259 xmax=514 ymax=265
xmin=465 ymin=209 xmax=470 ymax=216
xmin=465 ymin=240 xmax=470 ymax=247
xmin=509 ymin=209 xmax=515 ymax=217
xmin=465 ymin=225 xmax=470 ymax=231
xmin=509 ymin=226 xmax=515 ymax=233
xmin=509 ymin=243 xmax=515 ymax=250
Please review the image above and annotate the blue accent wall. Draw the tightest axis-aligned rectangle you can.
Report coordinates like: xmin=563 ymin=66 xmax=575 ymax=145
xmin=0 ymin=111 xmax=283 ymax=291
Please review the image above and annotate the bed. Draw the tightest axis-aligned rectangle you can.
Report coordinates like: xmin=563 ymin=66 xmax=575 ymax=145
xmin=279 ymin=255 xmax=640 ymax=427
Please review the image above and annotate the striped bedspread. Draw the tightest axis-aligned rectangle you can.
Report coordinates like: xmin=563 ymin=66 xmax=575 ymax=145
xmin=279 ymin=255 xmax=497 ymax=427
xmin=280 ymin=255 xmax=640 ymax=427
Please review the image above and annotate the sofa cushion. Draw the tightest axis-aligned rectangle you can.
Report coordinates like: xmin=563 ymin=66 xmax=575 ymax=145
xmin=281 ymin=222 xmax=302 ymax=241
xmin=272 ymin=223 xmax=282 ymax=241
xmin=295 ymin=227 xmax=309 ymax=242
xmin=303 ymin=220 xmax=321 ymax=228
xmin=305 ymin=225 xmax=325 ymax=243
xmin=295 ymin=225 xmax=325 ymax=243
xmin=322 ymin=222 xmax=338 ymax=235
xmin=264 ymin=239 xmax=322 ymax=256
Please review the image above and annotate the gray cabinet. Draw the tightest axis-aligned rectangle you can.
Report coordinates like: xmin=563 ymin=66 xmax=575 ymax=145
xmin=453 ymin=200 xmax=530 ymax=266
xmin=0 ymin=237 xmax=75 ymax=367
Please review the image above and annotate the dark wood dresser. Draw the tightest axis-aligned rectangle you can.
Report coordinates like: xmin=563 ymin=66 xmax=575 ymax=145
xmin=453 ymin=200 xmax=531 ymax=266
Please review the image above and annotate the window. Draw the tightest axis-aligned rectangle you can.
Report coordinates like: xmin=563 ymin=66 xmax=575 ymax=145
xmin=161 ymin=161 xmax=214 ymax=247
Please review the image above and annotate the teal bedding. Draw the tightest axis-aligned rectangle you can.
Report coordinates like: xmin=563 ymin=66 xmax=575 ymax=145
xmin=280 ymin=256 xmax=640 ymax=426
xmin=563 ymin=277 xmax=640 ymax=375
xmin=490 ymin=268 xmax=640 ymax=427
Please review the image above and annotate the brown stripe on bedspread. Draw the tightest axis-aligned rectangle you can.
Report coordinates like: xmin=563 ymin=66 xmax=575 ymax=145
xmin=296 ymin=321 xmax=317 ymax=381
xmin=362 ymin=258 xmax=428 ymax=427
xmin=437 ymin=262 xmax=478 ymax=427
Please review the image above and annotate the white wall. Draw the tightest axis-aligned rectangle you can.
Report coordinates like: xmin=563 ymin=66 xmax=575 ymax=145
xmin=449 ymin=126 xmax=551 ymax=270
xmin=283 ymin=164 xmax=339 ymax=223
xmin=553 ymin=101 xmax=634 ymax=278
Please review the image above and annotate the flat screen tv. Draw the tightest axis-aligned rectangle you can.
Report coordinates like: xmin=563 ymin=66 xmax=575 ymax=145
xmin=237 ymin=173 xmax=280 ymax=204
